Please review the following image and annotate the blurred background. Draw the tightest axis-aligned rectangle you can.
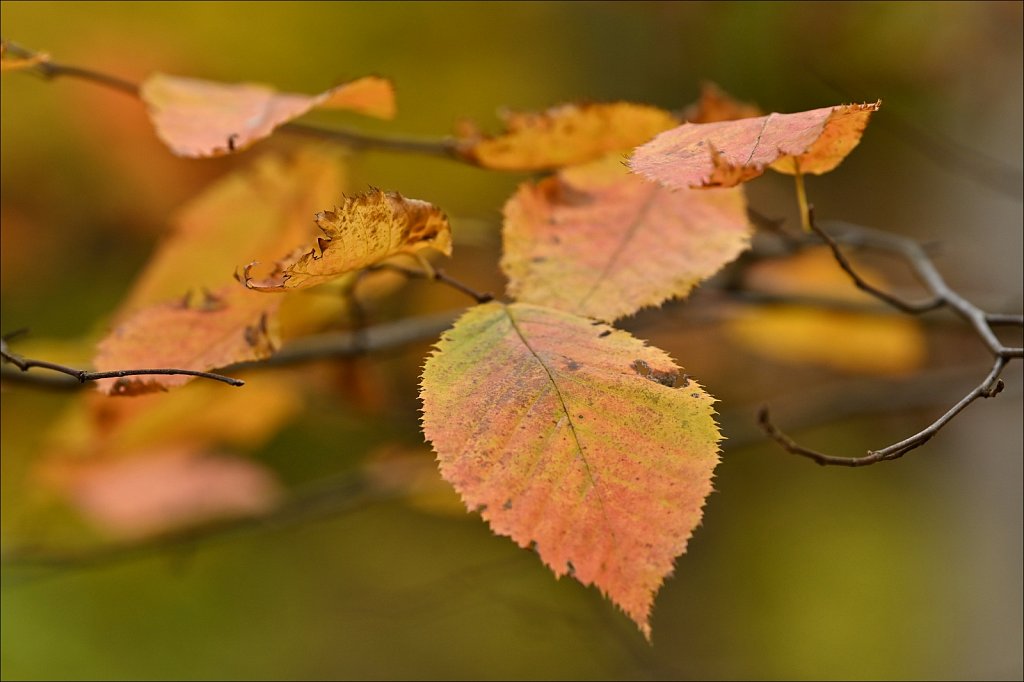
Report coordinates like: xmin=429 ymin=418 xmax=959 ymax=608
xmin=1 ymin=2 xmax=1021 ymax=679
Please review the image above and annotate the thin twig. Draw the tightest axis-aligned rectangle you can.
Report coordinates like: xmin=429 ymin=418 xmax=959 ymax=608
xmin=986 ymin=313 xmax=1024 ymax=326
xmin=368 ymin=263 xmax=495 ymax=304
xmin=758 ymin=357 xmax=1009 ymax=467
xmin=232 ymin=309 xmax=460 ymax=370
xmin=282 ymin=122 xmax=459 ymax=160
xmin=759 ymin=207 xmax=1021 ymax=466
xmin=1 ymin=338 xmax=243 ymax=388
xmin=811 ymin=217 xmax=944 ymax=314
xmin=3 ymin=40 xmax=139 ymax=95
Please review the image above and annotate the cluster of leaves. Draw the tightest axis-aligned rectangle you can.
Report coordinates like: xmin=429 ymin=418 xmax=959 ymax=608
xmin=3 ymin=47 xmax=885 ymax=638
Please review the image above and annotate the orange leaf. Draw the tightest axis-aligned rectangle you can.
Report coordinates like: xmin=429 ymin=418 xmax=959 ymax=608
xmin=141 ymin=73 xmax=396 ymax=157
xmin=93 ymin=285 xmax=281 ymax=395
xmin=630 ymin=101 xmax=881 ymax=189
xmin=54 ymin=446 xmax=281 ymax=540
xmin=457 ymin=102 xmax=678 ymax=171
xmin=502 ymin=156 xmax=751 ymax=321
xmin=421 ymin=302 xmax=721 ymax=638
xmin=244 ymin=189 xmax=451 ymax=291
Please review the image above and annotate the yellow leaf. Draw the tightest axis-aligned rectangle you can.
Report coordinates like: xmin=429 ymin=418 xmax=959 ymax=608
xmin=457 ymin=102 xmax=678 ymax=171
xmin=245 ymin=190 xmax=452 ymax=291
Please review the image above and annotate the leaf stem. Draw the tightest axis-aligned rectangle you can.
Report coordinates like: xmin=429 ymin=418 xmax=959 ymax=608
xmin=793 ymin=163 xmax=811 ymax=232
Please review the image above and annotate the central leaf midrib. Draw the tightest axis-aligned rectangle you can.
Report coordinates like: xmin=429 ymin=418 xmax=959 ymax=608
xmin=503 ymin=305 xmax=615 ymax=543
xmin=743 ymin=114 xmax=773 ymax=166
xmin=575 ymin=184 xmax=659 ymax=313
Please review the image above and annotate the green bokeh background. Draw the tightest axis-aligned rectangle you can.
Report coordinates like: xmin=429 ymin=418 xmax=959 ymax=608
xmin=2 ymin=2 xmax=1021 ymax=679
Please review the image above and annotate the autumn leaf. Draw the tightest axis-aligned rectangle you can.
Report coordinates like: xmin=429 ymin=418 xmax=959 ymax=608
xmin=457 ymin=102 xmax=678 ymax=171
xmin=50 ymin=446 xmax=282 ymax=540
xmin=630 ymin=101 xmax=881 ymax=189
xmin=244 ymin=189 xmax=452 ymax=291
xmin=421 ymin=302 xmax=721 ymax=638
xmin=726 ymin=247 xmax=926 ymax=374
xmin=502 ymin=156 xmax=751 ymax=321
xmin=93 ymin=285 xmax=281 ymax=395
xmin=116 ymin=147 xmax=370 ymax=343
xmin=141 ymin=72 xmax=396 ymax=157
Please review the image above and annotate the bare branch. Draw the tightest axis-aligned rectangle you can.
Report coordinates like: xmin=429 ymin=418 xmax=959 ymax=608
xmin=367 ymin=263 xmax=495 ymax=305
xmin=810 ymin=217 xmax=944 ymax=314
xmin=759 ymin=357 xmax=1010 ymax=466
xmin=232 ymin=309 xmax=460 ymax=369
xmin=759 ymin=208 xmax=1021 ymax=466
xmin=0 ymin=337 xmax=243 ymax=388
xmin=281 ymin=122 xmax=459 ymax=160
xmin=3 ymin=40 xmax=139 ymax=95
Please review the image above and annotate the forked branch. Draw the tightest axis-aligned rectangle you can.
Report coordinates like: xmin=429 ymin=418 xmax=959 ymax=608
xmin=759 ymin=208 xmax=1022 ymax=466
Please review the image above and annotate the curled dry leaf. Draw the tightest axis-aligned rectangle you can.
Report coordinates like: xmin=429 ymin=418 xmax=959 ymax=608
xmin=630 ymin=101 xmax=881 ymax=189
xmin=244 ymin=189 xmax=452 ymax=292
xmin=51 ymin=446 xmax=282 ymax=540
xmin=93 ymin=285 xmax=282 ymax=395
xmin=457 ymin=102 xmax=678 ymax=171
xmin=421 ymin=302 xmax=721 ymax=638
xmin=141 ymin=72 xmax=396 ymax=157
xmin=502 ymin=156 xmax=751 ymax=322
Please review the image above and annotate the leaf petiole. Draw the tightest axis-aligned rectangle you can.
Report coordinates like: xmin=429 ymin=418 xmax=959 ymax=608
xmin=793 ymin=161 xmax=811 ymax=232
